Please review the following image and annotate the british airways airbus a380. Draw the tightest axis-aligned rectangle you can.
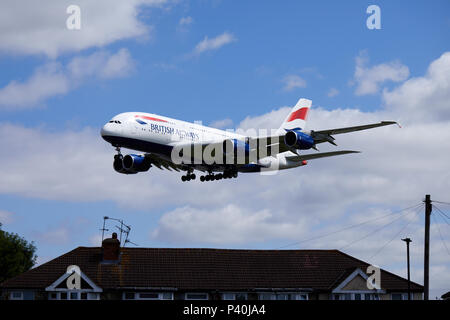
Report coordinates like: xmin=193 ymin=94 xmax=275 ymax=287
xmin=101 ymin=98 xmax=397 ymax=182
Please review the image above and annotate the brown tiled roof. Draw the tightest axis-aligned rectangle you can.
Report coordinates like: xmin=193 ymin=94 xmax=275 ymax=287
xmin=0 ymin=248 xmax=423 ymax=292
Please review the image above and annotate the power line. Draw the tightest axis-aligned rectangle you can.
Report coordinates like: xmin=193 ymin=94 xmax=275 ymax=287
xmin=432 ymin=212 xmax=450 ymax=256
xmin=433 ymin=200 xmax=450 ymax=206
xmin=437 ymin=214 xmax=450 ymax=227
xmin=432 ymin=204 xmax=450 ymax=223
xmin=433 ymin=205 xmax=450 ymax=226
xmin=276 ymin=203 xmax=423 ymax=249
xmin=277 ymin=203 xmax=422 ymax=249
xmin=339 ymin=204 xmax=423 ymax=251
xmin=368 ymin=206 xmax=422 ymax=260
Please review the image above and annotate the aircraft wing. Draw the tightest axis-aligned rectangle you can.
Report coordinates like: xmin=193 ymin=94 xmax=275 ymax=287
xmin=250 ymin=121 xmax=398 ymax=151
xmin=313 ymin=121 xmax=398 ymax=135
xmin=311 ymin=121 xmax=398 ymax=145
xmin=145 ymin=153 xmax=184 ymax=172
xmin=168 ymin=121 xmax=397 ymax=162
xmin=285 ymin=150 xmax=360 ymax=162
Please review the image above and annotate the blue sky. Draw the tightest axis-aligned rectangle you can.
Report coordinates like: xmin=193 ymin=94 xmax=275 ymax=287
xmin=1 ymin=1 xmax=449 ymax=127
xmin=0 ymin=0 xmax=449 ymax=299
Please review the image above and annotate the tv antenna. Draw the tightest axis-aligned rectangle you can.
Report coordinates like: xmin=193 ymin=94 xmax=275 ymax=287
xmin=100 ymin=216 xmax=138 ymax=247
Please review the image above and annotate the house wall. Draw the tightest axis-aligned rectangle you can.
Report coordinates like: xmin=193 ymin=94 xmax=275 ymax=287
xmin=342 ymin=275 xmax=368 ymax=291
xmin=380 ymin=292 xmax=423 ymax=300
xmin=1 ymin=288 xmax=424 ymax=300
xmin=413 ymin=293 xmax=423 ymax=300
xmin=2 ymin=289 xmax=46 ymax=300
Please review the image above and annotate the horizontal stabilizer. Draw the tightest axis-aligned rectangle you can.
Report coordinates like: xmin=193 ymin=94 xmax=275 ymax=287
xmin=286 ymin=150 xmax=360 ymax=162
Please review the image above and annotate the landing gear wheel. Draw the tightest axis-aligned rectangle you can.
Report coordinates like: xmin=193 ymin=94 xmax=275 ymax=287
xmin=200 ymin=176 xmax=205 ymax=182
xmin=181 ymin=169 xmax=196 ymax=182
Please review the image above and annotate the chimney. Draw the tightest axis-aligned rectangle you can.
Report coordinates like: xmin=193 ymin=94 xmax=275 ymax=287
xmin=101 ymin=232 xmax=120 ymax=262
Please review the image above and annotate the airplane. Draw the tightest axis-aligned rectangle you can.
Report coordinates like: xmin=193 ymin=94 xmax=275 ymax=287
xmin=100 ymin=98 xmax=398 ymax=182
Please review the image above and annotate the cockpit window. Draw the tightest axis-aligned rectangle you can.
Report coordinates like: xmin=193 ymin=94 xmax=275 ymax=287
xmin=108 ymin=120 xmax=122 ymax=124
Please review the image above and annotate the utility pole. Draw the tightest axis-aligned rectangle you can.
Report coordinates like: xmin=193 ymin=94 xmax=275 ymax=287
xmin=424 ymin=194 xmax=432 ymax=300
xmin=402 ymin=237 xmax=412 ymax=300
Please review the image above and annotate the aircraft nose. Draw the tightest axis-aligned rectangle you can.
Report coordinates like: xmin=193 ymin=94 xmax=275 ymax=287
xmin=101 ymin=123 xmax=112 ymax=139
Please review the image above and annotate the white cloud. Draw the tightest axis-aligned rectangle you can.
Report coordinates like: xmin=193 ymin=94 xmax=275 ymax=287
xmin=282 ymin=74 xmax=307 ymax=91
xmin=353 ymin=51 xmax=409 ymax=95
xmin=0 ymin=210 xmax=14 ymax=225
xmin=0 ymin=53 xmax=448 ymax=223
xmin=35 ymin=256 xmax=52 ymax=267
xmin=1 ymin=106 xmax=448 ymax=231
xmin=209 ymin=118 xmax=234 ymax=129
xmin=0 ymin=63 xmax=70 ymax=109
xmin=153 ymin=62 xmax=177 ymax=71
xmin=89 ymin=234 xmax=103 ymax=246
xmin=34 ymin=227 xmax=69 ymax=244
xmin=0 ymin=123 xmax=215 ymax=207
xmin=0 ymin=0 xmax=167 ymax=58
xmin=68 ymin=48 xmax=134 ymax=80
xmin=177 ymin=16 xmax=194 ymax=33
xmin=327 ymin=87 xmax=339 ymax=97
xmin=179 ymin=16 xmax=193 ymax=26
xmin=151 ymin=205 xmax=308 ymax=245
xmin=193 ymin=32 xmax=236 ymax=55
xmin=239 ymin=107 xmax=290 ymax=131
xmin=0 ymin=52 xmax=449 ymax=297
xmin=0 ymin=48 xmax=134 ymax=109
xmin=383 ymin=51 xmax=450 ymax=122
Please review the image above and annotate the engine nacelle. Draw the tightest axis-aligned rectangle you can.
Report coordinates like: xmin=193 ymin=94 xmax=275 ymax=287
xmin=113 ymin=154 xmax=151 ymax=174
xmin=123 ymin=154 xmax=151 ymax=172
xmin=222 ymin=139 xmax=250 ymax=157
xmin=284 ymin=129 xmax=314 ymax=150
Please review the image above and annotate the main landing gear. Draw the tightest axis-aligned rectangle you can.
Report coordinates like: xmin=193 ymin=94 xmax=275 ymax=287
xmin=199 ymin=171 xmax=238 ymax=182
xmin=181 ymin=171 xmax=196 ymax=182
xmin=181 ymin=169 xmax=238 ymax=182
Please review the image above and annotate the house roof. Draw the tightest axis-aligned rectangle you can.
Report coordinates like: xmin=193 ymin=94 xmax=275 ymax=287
xmin=0 ymin=247 xmax=423 ymax=292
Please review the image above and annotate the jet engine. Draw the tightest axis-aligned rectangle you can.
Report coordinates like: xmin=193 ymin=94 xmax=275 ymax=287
xmin=113 ymin=154 xmax=151 ymax=174
xmin=284 ymin=129 xmax=314 ymax=150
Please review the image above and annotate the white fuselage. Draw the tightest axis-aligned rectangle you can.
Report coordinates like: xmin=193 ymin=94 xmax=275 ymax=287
xmin=101 ymin=112 xmax=306 ymax=172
